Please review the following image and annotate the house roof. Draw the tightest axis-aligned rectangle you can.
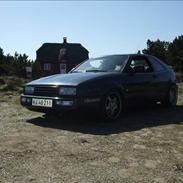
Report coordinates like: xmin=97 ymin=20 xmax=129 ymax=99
xmin=36 ymin=40 xmax=89 ymax=64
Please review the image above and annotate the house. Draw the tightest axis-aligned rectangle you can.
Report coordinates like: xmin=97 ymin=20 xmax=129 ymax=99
xmin=36 ymin=37 xmax=89 ymax=76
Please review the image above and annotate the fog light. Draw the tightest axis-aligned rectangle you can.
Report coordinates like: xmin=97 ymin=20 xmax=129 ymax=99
xmin=27 ymin=98 xmax=31 ymax=103
xmin=62 ymin=101 xmax=73 ymax=106
xmin=56 ymin=100 xmax=73 ymax=106
xmin=56 ymin=100 xmax=62 ymax=105
xmin=21 ymin=97 xmax=26 ymax=103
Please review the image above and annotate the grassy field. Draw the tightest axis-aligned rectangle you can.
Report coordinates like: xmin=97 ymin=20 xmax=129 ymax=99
xmin=0 ymin=78 xmax=182 ymax=183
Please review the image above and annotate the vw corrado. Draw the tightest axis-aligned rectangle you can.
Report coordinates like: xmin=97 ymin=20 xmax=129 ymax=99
xmin=21 ymin=54 xmax=178 ymax=120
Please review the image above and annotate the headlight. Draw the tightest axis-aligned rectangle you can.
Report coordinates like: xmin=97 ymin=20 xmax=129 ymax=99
xmin=24 ymin=86 xmax=34 ymax=94
xmin=59 ymin=87 xmax=76 ymax=95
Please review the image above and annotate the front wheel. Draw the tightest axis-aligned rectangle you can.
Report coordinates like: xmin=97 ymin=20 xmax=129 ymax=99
xmin=101 ymin=90 xmax=122 ymax=121
xmin=162 ymin=86 xmax=177 ymax=107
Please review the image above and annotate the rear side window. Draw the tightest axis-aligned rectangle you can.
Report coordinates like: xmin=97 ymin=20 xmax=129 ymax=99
xmin=126 ymin=56 xmax=153 ymax=73
xmin=148 ymin=57 xmax=166 ymax=72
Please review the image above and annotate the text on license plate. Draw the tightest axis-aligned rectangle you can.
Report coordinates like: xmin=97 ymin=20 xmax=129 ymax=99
xmin=32 ymin=98 xmax=53 ymax=108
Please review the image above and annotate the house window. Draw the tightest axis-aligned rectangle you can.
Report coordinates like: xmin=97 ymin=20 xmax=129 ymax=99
xmin=44 ymin=63 xmax=51 ymax=71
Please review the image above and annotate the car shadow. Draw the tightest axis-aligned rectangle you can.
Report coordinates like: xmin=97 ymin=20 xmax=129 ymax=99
xmin=26 ymin=104 xmax=183 ymax=135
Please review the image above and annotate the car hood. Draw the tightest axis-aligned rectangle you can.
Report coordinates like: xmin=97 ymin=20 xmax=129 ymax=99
xmin=27 ymin=72 xmax=117 ymax=86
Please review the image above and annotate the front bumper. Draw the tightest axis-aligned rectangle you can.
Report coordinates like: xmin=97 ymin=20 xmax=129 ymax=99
xmin=20 ymin=94 xmax=101 ymax=113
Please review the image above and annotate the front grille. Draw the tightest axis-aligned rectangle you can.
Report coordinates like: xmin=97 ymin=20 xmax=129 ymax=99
xmin=33 ymin=86 xmax=59 ymax=97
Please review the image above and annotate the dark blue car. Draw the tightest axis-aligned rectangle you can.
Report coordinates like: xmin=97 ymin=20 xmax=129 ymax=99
xmin=21 ymin=54 xmax=178 ymax=120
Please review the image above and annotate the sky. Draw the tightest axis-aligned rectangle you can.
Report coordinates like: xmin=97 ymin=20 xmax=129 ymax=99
xmin=0 ymin=1 xmax=183 ymax=60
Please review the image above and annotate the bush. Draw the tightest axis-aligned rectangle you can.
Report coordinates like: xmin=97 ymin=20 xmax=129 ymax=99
xmin=0 ymin=76 xmax=27 ymax=92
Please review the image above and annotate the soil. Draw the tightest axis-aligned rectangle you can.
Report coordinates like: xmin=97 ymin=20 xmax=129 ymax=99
xmin=0 ymin=84 xmax=183 ymax=183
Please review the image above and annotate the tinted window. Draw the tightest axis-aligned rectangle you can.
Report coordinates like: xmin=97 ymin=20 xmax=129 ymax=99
xmin=149 ymin=57 xmax=166 ymax=72
xmin=126 ymin=57 xmax=153 ymax=73
xmin=72 ymin=55 xmax=128 ymax=73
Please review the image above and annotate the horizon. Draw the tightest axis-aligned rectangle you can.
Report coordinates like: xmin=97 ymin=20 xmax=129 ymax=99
xmin=0 ymin=1 xmax=183 ymax=60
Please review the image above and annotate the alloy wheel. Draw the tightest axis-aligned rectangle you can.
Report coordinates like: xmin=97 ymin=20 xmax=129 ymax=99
xmin=104 ymin=91 xmax=122 ymax=120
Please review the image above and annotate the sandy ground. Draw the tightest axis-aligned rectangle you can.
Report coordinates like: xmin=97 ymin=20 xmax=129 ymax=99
xmin=0 ymin=85 xmax=183 ymax=183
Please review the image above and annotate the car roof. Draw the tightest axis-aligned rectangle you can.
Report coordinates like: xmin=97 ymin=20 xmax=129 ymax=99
xmin=99 ymin=54 xmax=168 ymax=67
xmin=99 ymin=54 xmax=151 ymax=58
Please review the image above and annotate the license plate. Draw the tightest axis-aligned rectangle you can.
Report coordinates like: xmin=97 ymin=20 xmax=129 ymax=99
xmin=32 ymin=98 xmax=53 ymax=108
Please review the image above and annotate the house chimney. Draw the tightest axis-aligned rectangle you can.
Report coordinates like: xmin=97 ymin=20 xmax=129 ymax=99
xmin=63 ymin=37 xmax=67 ymax=44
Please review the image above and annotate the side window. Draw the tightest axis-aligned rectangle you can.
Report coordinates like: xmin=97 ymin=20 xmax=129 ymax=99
xmin=148 ymin=57 xmax=166 ymax=72
xmin=127 ymin=57 xmax=153 ymax=73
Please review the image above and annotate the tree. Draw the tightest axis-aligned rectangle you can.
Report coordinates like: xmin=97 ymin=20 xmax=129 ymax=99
xmin=142 ymin=39 xmax=170 ymax=63
xmin=168 ymin=35 xmax=183 ymax=72
xmin=0 ymin=49 xmax=32 ymax=77
xmin=0 ymin=47 xmax=4 ymax=61
xmin=32 ymin=60 xmax=41 ymax=78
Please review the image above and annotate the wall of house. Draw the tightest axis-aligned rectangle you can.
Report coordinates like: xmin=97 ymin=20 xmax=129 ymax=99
xmin=41 ymin=62 xmax=78 ymax=76
xmin=37 ymin=41 xmax=89 ymax=76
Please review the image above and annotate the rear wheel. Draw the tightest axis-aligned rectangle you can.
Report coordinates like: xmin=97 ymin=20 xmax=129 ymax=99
xmin=101 ymin=90 xmax=122 ymax=121
xmin=162 ymin=86 xmax=177 ymax=107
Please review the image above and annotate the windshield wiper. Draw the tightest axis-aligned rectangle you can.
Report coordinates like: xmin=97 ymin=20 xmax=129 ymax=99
xmin=85 ymin=69 xmax=107 ymax=72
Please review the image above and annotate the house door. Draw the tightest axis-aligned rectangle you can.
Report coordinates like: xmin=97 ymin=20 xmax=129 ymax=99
xmin=60 ymin=64 xmax=66 ymax=74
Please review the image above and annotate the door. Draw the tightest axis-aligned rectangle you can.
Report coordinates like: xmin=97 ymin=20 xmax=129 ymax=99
xmin=148 ymin=56 xmax=170 ymax=100
xmin=122 ymin=55 xmax=154 ymax=103
xmin=60 ymin=64 xmax=66 ymax=74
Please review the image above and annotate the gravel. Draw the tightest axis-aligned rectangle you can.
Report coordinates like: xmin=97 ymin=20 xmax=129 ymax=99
xmin=0 ymin=88 xmax=183 ymax=183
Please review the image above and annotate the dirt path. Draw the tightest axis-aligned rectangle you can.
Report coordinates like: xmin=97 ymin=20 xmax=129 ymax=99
xmin=0 ymin=90 xmax=183 ymax=183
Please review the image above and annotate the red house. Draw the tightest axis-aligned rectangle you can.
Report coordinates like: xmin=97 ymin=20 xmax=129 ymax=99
xmin=36 ymin=37 xmax=89 ymax=76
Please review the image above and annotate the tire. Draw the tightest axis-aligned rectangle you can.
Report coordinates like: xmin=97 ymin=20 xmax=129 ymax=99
xmin=162 ymin=86 xmax=177 ymax=107
xmin=101 ymin=89 xmax=122 ymax=121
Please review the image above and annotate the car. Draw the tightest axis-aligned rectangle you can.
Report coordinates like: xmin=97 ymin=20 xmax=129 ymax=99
xmin=20 ymin=54 xmax=178 ymax=120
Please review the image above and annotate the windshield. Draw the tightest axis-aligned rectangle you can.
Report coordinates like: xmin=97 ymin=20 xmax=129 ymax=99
xmin=72 ymin=55 xmax=128 ymax=73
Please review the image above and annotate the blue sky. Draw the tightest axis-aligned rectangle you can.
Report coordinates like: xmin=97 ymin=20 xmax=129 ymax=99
xmin=0 ymin=1 xmax=182 ymax=60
